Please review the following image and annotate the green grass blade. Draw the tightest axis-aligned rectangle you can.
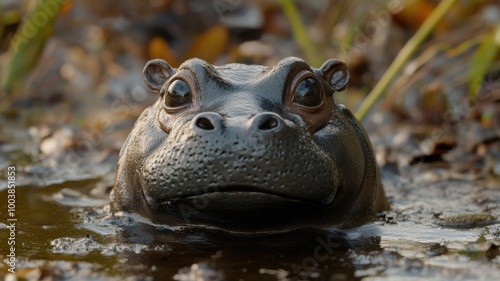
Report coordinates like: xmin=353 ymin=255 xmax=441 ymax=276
xmin=1 ymin=0 xmax=64 ymax=100
xmin=355 ymin=0 xmax=458 ymax=121
xmin=278 ymin=0 xmax=323 ymax=67
xmin=469 ymin=25 xmax=500 ymax=98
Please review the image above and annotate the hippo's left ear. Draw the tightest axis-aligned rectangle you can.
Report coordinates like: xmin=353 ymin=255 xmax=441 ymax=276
xmin=318 ymin=59 xmax=350 ymax=92
xmin=143 ymin=59 xmax=176 ymax=93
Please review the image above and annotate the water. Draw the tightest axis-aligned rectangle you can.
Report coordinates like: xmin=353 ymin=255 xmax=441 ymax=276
xmin=1 ymin=177 xmax=499 ymax=280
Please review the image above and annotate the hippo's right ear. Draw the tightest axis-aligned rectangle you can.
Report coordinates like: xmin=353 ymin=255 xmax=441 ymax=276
xmin=318 ymin=59 xmax=350 ymax=92
xmin=143 ymin=59 xmax=175 ymax=93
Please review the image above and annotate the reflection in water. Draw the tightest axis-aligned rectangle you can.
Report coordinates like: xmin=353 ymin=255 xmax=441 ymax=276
xmin=113 ymin=223 xmax=382 ymax=280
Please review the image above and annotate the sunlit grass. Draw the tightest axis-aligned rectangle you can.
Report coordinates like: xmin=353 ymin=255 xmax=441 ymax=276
xmin=277 ymin=0 xmax=323 ymax=67
xmin=354 ymin=0 xmax=459 ymax=121
xmin=469 ymin=25 xmax=500 ymax=98
xmin=0 ymin=0 xmax=65 ymax=111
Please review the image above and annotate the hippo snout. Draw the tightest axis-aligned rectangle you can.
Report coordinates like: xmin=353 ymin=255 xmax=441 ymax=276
xmin=142 ymin=110 xmax=338 ymax=209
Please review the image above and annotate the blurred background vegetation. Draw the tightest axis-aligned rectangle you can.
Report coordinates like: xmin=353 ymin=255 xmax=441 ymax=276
xmin=0 ymin=0 xmax=498 ymax=171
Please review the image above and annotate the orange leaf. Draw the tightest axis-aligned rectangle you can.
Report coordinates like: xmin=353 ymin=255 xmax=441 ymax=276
xmin=392 ymin=0 xmax=437 ymax=30
xmin=148 ymin=36 xmax=177 ymax=67
xmin=60 ymin=0 xmax=73 ymax=15
xmin=184 ymin=25 xmax=229 ymax=63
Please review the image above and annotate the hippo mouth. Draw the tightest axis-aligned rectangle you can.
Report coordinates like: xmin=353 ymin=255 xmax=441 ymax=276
xmin=171 ymin=185 xmax=330 ymax=200
xmin=161 ymin=185 xmax=334 ymax=207
xmin=151 ymin=185 xmax=333 ymax=228
xmin=153 ymin=185 xmax=335 ymax=222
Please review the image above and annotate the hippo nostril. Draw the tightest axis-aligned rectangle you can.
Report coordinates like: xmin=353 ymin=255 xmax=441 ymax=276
xmin=192 ymin=112 xmax=223 ymax=133
xmin=195 ymin=117 xmax=216 ymax=130
xmin=258 ymin=116 xmax=279 ymax=131
xmin=250 ymin=113 xmax=283 ymax=133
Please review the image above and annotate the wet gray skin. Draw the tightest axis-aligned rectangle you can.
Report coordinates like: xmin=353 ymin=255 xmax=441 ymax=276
xmin=110 ymin=57 xmax=389 ymax=232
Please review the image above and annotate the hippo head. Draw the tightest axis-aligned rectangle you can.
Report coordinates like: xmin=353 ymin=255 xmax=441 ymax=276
xmin=110 ymin=57 xmax=389 ymax=232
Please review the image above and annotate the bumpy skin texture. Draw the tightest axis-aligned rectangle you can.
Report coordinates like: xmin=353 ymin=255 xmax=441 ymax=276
xmin=110 ymin=57 xmax=389 ymax=232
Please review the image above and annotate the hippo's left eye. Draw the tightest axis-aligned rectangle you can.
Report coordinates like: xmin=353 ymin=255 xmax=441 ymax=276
xmin=294 ymin=78 xmax=323 ymax=107
xmin=164 ymin=79 xmax=192 ymax=108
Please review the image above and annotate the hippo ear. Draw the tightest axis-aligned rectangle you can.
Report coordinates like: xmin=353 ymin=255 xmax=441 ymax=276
xmin=143 ymin=59 xmax=175 ymax=93
xmin=318 ymin=59 xmax=350 ymax=92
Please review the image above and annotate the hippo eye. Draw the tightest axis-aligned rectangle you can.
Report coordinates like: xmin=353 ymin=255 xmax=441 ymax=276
xmin=164 ymin=79 xmax=192 ymax=108
xmin=294 ymin=78 xmax=322 ymax=107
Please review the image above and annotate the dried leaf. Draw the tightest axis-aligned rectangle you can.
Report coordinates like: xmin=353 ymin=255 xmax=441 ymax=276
xmin=392 ymin=0 xmax=436 ymax=29
xmin=184 ymin=25 xmax=229 ymax=63
xmin=148 ymin=36 xmax=177 ymax=67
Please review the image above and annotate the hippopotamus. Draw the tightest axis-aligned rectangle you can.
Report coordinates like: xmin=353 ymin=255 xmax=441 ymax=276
xmin=110 ymin=57 xmax=389 ymax=232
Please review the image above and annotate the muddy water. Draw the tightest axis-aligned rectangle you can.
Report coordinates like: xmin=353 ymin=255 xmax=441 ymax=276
xmin=1 ymin=173 xmax=499 ymax=280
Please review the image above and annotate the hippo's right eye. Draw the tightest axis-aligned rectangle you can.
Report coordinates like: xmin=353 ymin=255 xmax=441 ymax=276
xmin=164 ymin=79 xmax=192 ymax=108
xmin=294 ymin=78 xmax=323 ymax=107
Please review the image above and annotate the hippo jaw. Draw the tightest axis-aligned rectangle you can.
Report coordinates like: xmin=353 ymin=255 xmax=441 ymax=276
xmin=144 ymin=188 xmax=341 ymax=232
